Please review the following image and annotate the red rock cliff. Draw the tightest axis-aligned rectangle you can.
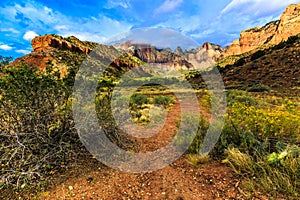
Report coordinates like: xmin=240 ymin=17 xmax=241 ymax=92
xmin=31 ymin=34 xmax=97 ymax=55
xmin=224 ymin=3 xmax=300 ymax=56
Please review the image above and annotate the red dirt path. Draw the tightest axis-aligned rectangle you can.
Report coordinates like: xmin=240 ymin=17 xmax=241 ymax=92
xmin=39 ymin=98 xmax=247 ymax=200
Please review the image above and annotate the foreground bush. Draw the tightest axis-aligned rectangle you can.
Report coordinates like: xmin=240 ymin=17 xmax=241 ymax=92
xmin=225 ymin=147 xmax=300 ymax=198
xmin=0 ymin=64 xmax=79 ymax=189
xmin=220 ymin=90 xmax=300 ymax=198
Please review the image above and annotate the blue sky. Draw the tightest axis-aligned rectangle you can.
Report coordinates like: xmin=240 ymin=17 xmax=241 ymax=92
xmin=0 ymin=0 xmax=299 ymax=58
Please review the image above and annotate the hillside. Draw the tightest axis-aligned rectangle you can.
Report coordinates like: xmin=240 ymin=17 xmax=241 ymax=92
xmin=188 ymin=34 xmax=300 ymax=94
xmin=222 ymin=35 xmax=300 ymax=91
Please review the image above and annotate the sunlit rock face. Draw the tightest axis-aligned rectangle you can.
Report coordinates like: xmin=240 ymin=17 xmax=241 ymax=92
xmin=224 ymin=3 xmax=300 ymax=56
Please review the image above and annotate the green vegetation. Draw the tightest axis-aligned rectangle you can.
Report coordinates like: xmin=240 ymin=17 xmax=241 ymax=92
xmin=247 ymin=84 xmax=270 ymax=92
xmin=0 ymin=63 xmax=76 ymax=190
xmin=130 ymin=93 xmax=149 ymax=106
xmin=153 ymin=95 xmax=175 ymax=106
xmin=0 ymin=56 xmax=12 ymax=67
xmin=251 ymin=50 xmax=265 ymax=61
xmin=0 ymin=60 xmax=130 ymax=192
xmin=128 ymin=90 xmax=175 ymax=125
xmin=219 ymin=90 xmax=300 ymax=198
xmin=183 ymin=88 xmax=300 ymax=198
xmin=225 ymin=146 xmax=300 ymax=198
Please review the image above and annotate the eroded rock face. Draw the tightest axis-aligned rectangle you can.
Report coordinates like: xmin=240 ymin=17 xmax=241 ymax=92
xmin=271 ymin=3 xmax=300 ymax=44
xmin=31 ymin=34 xmax=97 ymax=55
xmin=115 ymin=41 xmax=223 ymax=70
xmin=224 ymin=3 xmax=300 ymax=56
xmin=130 ymin=45 xmax=194 ymax=70
xmin=185 ymin=43 xmax=223 ymax=69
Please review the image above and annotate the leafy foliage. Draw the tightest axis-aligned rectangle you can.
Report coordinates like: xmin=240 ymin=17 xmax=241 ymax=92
xmin=247 ymin=84 xmax=270 ymax=92
xmin=220 ymin=90 xmax=300 ymax=198
xmin=153 ymin=95 xmax=175 ymax=106
xmin=130 ymin=93 xmax=149 ymax=106
xmin=225 ymin=146 xmax=300 ymax=198
xmin=0 ymin=63 xmax=79 ymax=189
xmin=0 ymin=56 xmax=12 ymax=67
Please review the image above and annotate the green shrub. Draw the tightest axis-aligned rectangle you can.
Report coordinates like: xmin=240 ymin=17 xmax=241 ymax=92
xmin=153 ymin=95 xmax=175 ymax=106
xmin=224 ymin=146 xmax=300 ymax=198
xmin=0 ymin=63 xmax=76 ymax=188
xmin=286 ymin=35 xmax=300 ymax=44
xmin=272 ymin=35 xmax=300 ymax=50
xmin=187 ymin=115 xmax=209 ymax=154
xmin=227 ymin=90 xmax=258 ymax=106
xmin=130 ymin=93 xmax=149 ymax=106
xmin=215 ymin=91 xmax=300 ymax=157
xmin=247 ymin=84 xmax=270 ymax=92
xmin=0 ymin=56 xmax=12 ymax=67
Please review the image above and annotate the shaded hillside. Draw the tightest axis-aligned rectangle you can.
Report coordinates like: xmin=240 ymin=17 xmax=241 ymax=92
xmin=188 ymin=35 xmax=300 ymax=92
xmin=222 ymin=35 xmax=300 ymax=90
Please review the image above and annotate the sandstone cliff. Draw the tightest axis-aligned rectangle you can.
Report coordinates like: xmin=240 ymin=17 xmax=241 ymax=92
xmin=13 ymin=34 xmax=98 ymax=73
xmin=115 ymin=41 xmax=223 ymax=70
xmin=224 ymin=3 xmax=300 ymax=56
xmin=31 ymin=34 xmax=98 ymax=54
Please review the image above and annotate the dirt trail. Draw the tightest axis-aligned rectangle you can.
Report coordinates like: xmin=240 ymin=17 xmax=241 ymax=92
xmin=39 ymin=100 xmax=246 ymax=200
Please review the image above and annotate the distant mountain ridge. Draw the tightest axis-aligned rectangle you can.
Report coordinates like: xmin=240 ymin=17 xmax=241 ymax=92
xmin=10 ymin=2 xmax=300 ymax=74
xmin=114 ymin=41 xmax=223 ymax=70
xmin=13 ymin=33 xmax=223 ymax=72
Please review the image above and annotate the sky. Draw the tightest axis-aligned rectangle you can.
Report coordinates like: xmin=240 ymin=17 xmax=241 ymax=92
xmin=0 ymin=0 xmax=299 ymax=59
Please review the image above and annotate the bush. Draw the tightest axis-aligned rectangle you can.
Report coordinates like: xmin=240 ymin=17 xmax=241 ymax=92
xmin=153 ymin=95 xmax=175 ymax=106
xmin=0 ymin=64 xmax=78 ymax=189
xmin=224 ymin=146 xmax=300 ymax=198
xmin=0 ymin=56 xmax=12 ymax=67
xmin=130 ymin=93 xmax=149 ymax=106
xmin=286 ymin=35 xmax=300 ymax=45
xmin=272 ymin=35 xmax=300 ymax=50
xmin=247 ymin=84 xmax=270 ymax=92
xmin=215 ymin=91 xmax=300 ymax=157
xmin=227 ymin=90 xmax=258 ymax=107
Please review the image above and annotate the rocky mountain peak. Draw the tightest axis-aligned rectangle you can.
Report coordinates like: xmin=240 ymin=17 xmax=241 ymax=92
xmin=31 ymin=34 xmax=98 ymax=55
xmin=224 ymin=2 xmax=300 ymax=56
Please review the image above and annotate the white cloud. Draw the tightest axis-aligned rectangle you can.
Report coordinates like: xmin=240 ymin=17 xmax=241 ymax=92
xmin=61 ymin=32 xmax=107 ymax=43
xmin=156 ymin=14 xmax=202 ymax=33
xmin=0 ymin=1 xmax=133 ymax=43
xmin=54 ymin=25 xmax=68 ymax=31
xmin=15 ymin=49 xmax=31 ymax=54
xmin=154 ymin=0 xmax=184 ymax=15
xmin=108 ymin=28 xmax=198 ymax=50
xmin=105 ymin=0 xmax=131 ymax=9
xmin=222 ymin=0 xmax=299 ymax=16
xmin=190 ymin=29 xmax=215 ymax=39
xmin=1 ymin=28 xmax=20 ymax=34
xmin=0 ymin=44 xmax=13 ymax=51
xmin=23 ymin=31 xmax=38 ymax=41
